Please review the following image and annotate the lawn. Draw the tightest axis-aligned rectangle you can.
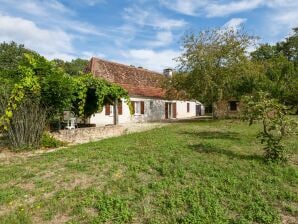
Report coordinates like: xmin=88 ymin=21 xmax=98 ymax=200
xmin=0 ymin=120 xmax=297 ymax=224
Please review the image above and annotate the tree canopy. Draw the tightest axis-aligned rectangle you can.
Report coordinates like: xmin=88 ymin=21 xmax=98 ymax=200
xmin=172 ymin=28 xmax=257 ymax=107
xmin=167 ymin=27 xmax=298 ymax=113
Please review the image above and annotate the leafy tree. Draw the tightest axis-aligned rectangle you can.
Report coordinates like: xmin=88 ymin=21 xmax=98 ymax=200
xmin=276 ymin=27 xmax=298 ymax=65
xmin=53 ymin=58 xmax=89 ymax=76
xmin=0 ymin=41 xmax=33 ymax=79
xmin=242 ymin=92 xmax=297 ymax=162
xmin=250 ymin=44 xmax=279 ymax=61
xmin=175 ymin=28 xmax=257 ymax=115
xmin=251 ymin=35 xmax=298 ymax=112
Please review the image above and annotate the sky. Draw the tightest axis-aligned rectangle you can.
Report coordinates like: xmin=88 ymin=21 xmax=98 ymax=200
xmin=0 ymin=0 xmax=297 ymax=72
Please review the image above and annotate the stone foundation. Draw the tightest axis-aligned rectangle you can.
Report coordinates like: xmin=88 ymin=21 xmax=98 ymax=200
xmin=51 ymin=125 xmax=126 ymax=144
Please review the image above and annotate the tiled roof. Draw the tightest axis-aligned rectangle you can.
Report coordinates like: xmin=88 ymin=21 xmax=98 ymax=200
xmin=87 ymin=57 xmax=166 ymax=98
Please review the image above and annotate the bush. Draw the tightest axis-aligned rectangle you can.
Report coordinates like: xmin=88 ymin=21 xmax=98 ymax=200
xmin=6 ymin=100 xmax=46 ymax=150
xmin=41 ymin=133 xmax=65 ymax=148
xmin=242 ymin=92 xmax=297 ymax=162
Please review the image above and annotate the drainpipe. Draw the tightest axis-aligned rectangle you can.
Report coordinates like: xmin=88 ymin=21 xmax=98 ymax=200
xmin=113 ymin=98 xmax=118 ymax=125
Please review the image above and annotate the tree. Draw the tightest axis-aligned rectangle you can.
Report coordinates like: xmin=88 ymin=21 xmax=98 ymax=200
xmin=0 ymin=52 xmax=75 ymax=149
xmin=242 ymin=92 xmax=297 ymax=162
xmin=175 ymin=28 xmax=257 ymax=115
xmin=0 ymin=41 xmax=33 ymax=79
xmin=251 ymin=36 xmax=298 ymax=112
xmin=276 ymin=27 xmax=298 ymax=65
xmin=53 ymin=58 xmax=89 ymax=76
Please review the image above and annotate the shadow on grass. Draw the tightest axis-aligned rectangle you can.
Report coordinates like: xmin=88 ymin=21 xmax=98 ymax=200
xmin=181 ymin=130 xmax=240 ymax=140
xmin=190 ymin=143 xmax=263 ymax=162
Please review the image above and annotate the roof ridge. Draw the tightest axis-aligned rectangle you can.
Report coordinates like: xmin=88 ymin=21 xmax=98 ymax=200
xmin=91 ymin=57 xmax=163 ymax=76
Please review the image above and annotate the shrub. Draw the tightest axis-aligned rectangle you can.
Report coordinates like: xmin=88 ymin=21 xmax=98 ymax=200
xmin=6 ymin=100 xmax=46 ymax=150
xmin=41 ymin=133 xmax=65 ymax=148
xmin=242 ymin=92 xmax=297 ymax=162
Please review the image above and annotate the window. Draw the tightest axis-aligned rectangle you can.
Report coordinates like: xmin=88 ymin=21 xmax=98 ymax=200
xmin=132 ymin=101 xmax=145 ymax=115
xmin=150 ymin=101 xmax=153 ymax=109
xmin=135 ymin=101 xmax=141 ymax=114
xmin=187 ymin=103 xmax=190 ymax=113
xmin=105 ymin=101 xmax=122 ymax=116
xmin=229 ymin=101 xmax=238 ymax=111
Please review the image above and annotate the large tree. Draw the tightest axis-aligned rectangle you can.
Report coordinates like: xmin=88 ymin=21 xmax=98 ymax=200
xmin=53 ymin=58 xmax=89 ymax=76
xmin=175 ymin=28 xmax=257 ymax=113
xmin=0 ymin=42 xmax=33 ymax=79
xmin=251 ymin=30 xmax=298 ymax=112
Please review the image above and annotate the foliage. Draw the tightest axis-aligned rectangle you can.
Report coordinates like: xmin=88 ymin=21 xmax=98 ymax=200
xmin=5 ymin=99 xmax=47 ymax=150
xmin=41 ymin=133 xmax=65 ymax=148
xmin=0 ymin=42 xmax=33 ymax=79
xmin=242 ymin=92 xmax=297 ymax=162
xmin=174 ymin=27 xmax=257 ymax=109
xmin=276 ymin=27 xmax=298 ymax=65
xmin=163 ymin=72 xmax=190 ymax=100
xmin=0 ymin=44 xmax=130 ymax=149
xmin=71 ymin=74 xmax=131 ymax=119
xmin=0 ymin=120 xmax=297 ymax=223
xmin=250 ymin=28 xmax=298 ymax=111
xmin=52 ymin=58 xmax=89 ymax=76
xmin=0 ymin=53 xmax=73 ymax=132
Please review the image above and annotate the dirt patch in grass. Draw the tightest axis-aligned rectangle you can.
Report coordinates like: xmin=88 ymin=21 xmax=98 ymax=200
xmin=281 ymin=214 xmax=298 ymax=224
xmin=48 ymin=213 xmax=71 ymax=224
xmin=18 ymin=181 xmax=35 ymax=191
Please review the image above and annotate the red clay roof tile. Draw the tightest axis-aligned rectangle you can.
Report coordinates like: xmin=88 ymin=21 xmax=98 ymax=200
xmin=88 ymin=57 xmax=166 ymax=98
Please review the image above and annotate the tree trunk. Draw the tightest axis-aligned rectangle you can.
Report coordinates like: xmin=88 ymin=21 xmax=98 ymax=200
xmin=113 ymin=99 xmax=118 ymax=125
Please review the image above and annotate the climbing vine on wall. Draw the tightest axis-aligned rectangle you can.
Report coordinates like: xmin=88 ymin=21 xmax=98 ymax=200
xmin=72 ymin=74 xmax=131 ymax=119
xmin=0 ymin=52 xmax=131 ymax=133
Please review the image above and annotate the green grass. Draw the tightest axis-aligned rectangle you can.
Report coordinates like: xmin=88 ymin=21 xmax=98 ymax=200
xmin=0 ymin=120 xmax=297 ymax=223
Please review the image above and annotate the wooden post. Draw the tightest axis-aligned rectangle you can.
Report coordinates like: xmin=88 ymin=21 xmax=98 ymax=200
xmin=113 ymin=98 xmax=118 ymax=125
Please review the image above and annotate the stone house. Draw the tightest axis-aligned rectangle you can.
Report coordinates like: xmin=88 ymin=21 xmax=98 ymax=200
xmin=213 ymin=99 xmax=241 ymax=118
xmin=85 ymin=57 xmax=204 ymax=126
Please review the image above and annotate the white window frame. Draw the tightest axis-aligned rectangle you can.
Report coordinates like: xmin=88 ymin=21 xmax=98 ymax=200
xmin=134 ymin=101 xmax=141 ymax=115
xmin=109 ymin=105 xmax=114 ymax=116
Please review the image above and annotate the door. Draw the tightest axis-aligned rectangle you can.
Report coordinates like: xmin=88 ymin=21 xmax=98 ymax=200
xmin=196 ymin=104 xmax=201 ymax=116
xmin=165 ymin=103 xmax=168 ymax=119
xmin=165 ymin=103 xmax=176 ymax=119
xmin=173 ymin=103 xmax=177 ymax=118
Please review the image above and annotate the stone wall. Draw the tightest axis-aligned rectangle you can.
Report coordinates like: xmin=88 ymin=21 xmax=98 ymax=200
xmin=214 ymin=100 xmax=242 ymax=118
xmin=51 ymin=125 xmax=126 ymax=144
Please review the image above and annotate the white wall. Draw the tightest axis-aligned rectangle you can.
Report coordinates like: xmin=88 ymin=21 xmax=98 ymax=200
xmin=89 ymin=96 xmax=204 ymax=126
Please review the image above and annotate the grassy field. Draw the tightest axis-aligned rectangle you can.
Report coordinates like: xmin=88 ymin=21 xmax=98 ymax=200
xmin=0 ymin=119 xmax=297 ymax=224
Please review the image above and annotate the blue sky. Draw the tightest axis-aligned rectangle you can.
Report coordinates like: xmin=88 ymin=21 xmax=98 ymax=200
xmin=0 ymin=0 xmax=297 ymax=72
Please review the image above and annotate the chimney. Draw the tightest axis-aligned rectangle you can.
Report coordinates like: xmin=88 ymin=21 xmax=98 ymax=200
xmin=163 ymin=68 xmax=173 ymax=78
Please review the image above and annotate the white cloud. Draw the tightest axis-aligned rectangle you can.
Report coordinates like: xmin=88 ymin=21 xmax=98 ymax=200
xmin=123 ymin=6 xmax=187 ymax=30
xmin=205 ymin=0 xmax=263 ymax=17
xmin=0 ymin=0 xmax=74 ymax=17
xmin=223 ymin=18 xmax=247 ymax=30
xmin=81 ymin=51 xmax=105 ymax=60
xmin=0 ymin=0 xmax=103 ymax=37
xmin=83 ymin=0 xmax=106 ymax=6
xmin=160 ymin=0 xmax=263 ymax=17
xmin=161 ymin=0 xmax=298 ymax=19
xmin=263 ymin=1 xmax=298 ymax=40
xmin=146 ymin=31 xmax=174 ymax=47
xmin=0 ymin=14 xmax=75 ymax=61
xmin=160 ymin=0 xmax=209 ymax=16
xmin=120 ymin=49 xmax=180 ymax=72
